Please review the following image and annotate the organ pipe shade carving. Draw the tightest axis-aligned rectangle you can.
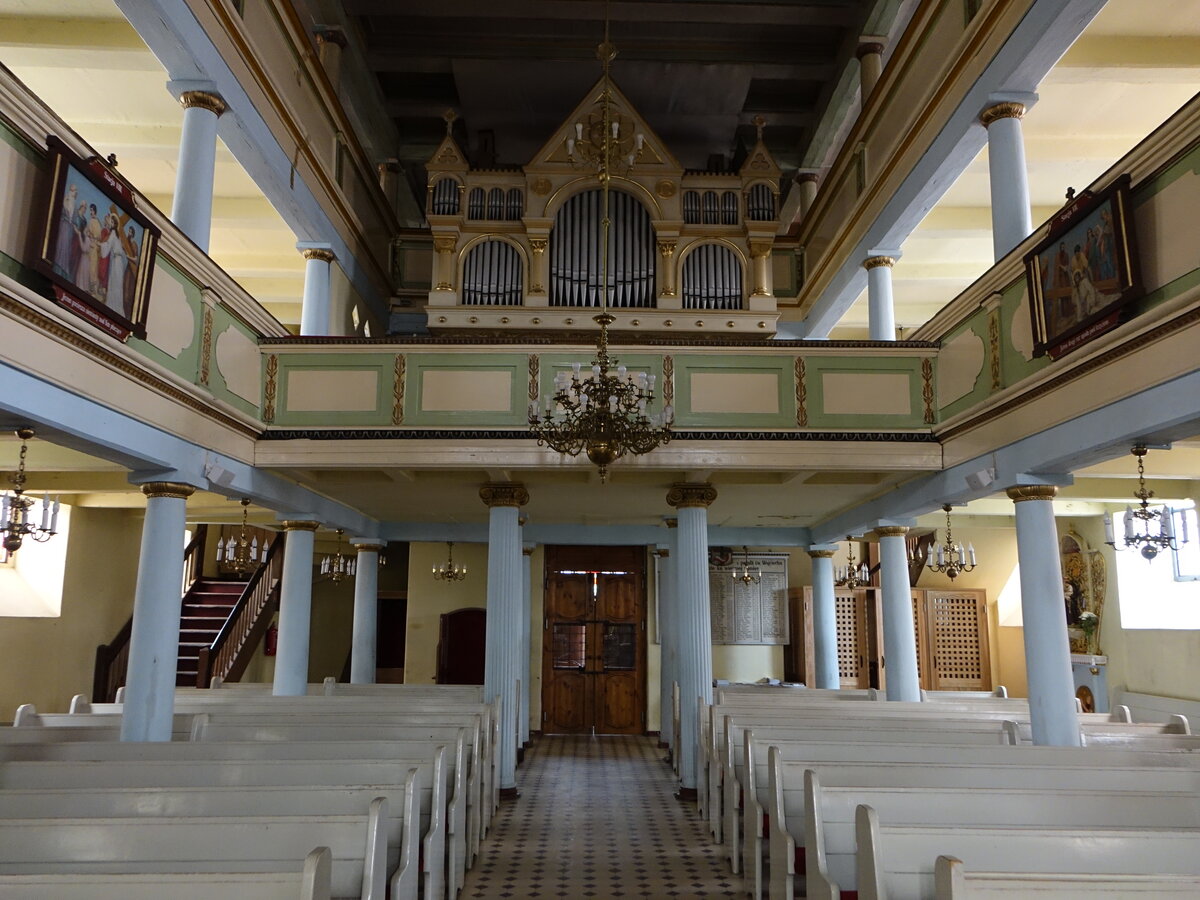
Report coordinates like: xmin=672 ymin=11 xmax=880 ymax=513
xmin=721 ymin=191 xmax=738 ymax=224
xmin=747 ymin=183 xmax=775 ymax=220
xmin=550 ymin=188 xmax=655 ymax=308
xmin=431 ymin=177 xmax=459 ymax=215
xmin=506 ymin=188 xmax=523 ymax=220
xmin=702 ymin=190 xmax=719 ymax=224
xmin=683 ymin=191 xmax=700 ymax=224
xmin=467 ymin=187 xmax=485 ymax=219
xmin=467 ymin=186 xmax=524 ymax=221
xmin=487 ymin=187 xmax=504 ymax=219
xmin=462 ymin=240 xmax=524 ymax=306
xmin=682 ymin=244 xmax=743 ymax=310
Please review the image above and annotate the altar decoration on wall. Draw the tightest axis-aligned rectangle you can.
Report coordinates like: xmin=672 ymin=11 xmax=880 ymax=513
xmin=1061 ymin=529 xmax=1106 ymax=655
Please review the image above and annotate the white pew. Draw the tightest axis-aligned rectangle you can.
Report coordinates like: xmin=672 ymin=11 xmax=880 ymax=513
xmin=0 ymin=772 xmax=424 ymax=900
xmin=856 ymin=805 xmax=1200 ymax=900
xmin=0 ymin=846 xmax=333 ymax=900
xmin=803 ymin=770 xmax=1200 ymax=900
xmin=934 ymin=855 xmax=1200 ymax=898
xmin=759 ymin=745 xmax=1200 ymax=900
xmin=0 ymin=803 xmax=389 ymax=900
xmin=0 ymin=748 xmax=449 ymax=900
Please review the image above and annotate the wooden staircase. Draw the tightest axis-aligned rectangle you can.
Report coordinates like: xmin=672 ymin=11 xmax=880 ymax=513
xmin=176 ymin=579 xmax=249 ymax=687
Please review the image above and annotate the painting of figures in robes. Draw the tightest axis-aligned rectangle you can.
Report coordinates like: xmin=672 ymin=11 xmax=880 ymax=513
xmin=37 ymin=138 xmax=158 ymax=339
xmin=1025 ymin=175 xmax=1140 ymax=359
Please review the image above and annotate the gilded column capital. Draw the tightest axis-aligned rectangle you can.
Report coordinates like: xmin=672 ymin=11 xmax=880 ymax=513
xmin=522 ymin=546 xmax=535 ymax=557
xmin=351 ymin=542 xmax=386 ymax=553
xmin=795 ymin=171 xmax=820 ymax=185
xmin=480 ymin=483 xmax=530 ymax=508
xmin=749 ymin=241 xmax=773 ymax=261
xmin=855 ymin=41 xmax=886 ymax=59
xmin=863 ymin=255 xmax=895 ymax=270
xmin=179 ymin=90 xmax=227 ymax=117
xmin=980 ymin=102 xmax=1026 ymax=128
xmin=666 ymin=483 xmax=718 ymax=509
xmin=664 ymin=517 xmax=678 ymax=529
xmin=874 ymin=525 xmax=909 ymax=537
xmin=139 ymin=482 xmax=195 ymax=500
xmin=281 ymin=520 xmax=321 ymax=532
xmin=301 ymin=247 xmax=336 ymax=263
xmin=528 ymin=238 xmax=547 ymax=253
xmin=433 ymin=236 xmax=457 ymax=253
xmin=1007 ymin=484 xmax=1058 ymax=503
xmin=807 ymin=549 xmax=837 ymax=559
xmin=657 ymin=239 xmax=677 ymax=257
xmin=313 ymin=27 xmax=348 ymax=48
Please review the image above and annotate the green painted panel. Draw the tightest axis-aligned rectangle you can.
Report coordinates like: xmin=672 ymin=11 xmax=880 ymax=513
xmin=936 ymin=311 xmax=990 ymax=421
xmin=674 ymin=354 xmax=795 ymax=428
xmin=0 ymin=248 xmax=50 ymax=294
xmin=129 ymin=256 xmax=202 ymax=382
xmin=1140 ymin=266 xmax=1200 ymax=312
xmin=0 ymin=116 xmax=47 ymax=167
xmin=772 ymin=248 xmax=798 ymax=298
xmin=407 ymin=352 xmax=528 ymax=426
xmin=1133 ymin=139 xmax=1200 ymax=205
xmin=806 ymin=355 xmax=928 ymax=429
xmin=274 ymin=352 xmax=395 ymax=426
xmin=204 ymin=306 xmax=261 ymax=418
xmin=998 ymin=276 xmax=1048 ymax=387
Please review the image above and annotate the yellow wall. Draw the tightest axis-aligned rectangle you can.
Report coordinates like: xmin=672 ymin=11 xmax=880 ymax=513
xmin=405 ymin=542 xmax=491 ymax=685
xmin=0 ymin=507 xmax=141 ymax=719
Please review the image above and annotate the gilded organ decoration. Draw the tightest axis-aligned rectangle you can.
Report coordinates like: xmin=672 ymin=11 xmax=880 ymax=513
xmin=423 ymin=80 xmax=783 ymax=336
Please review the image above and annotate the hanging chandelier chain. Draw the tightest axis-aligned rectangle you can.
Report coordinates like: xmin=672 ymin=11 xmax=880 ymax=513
xmin=1106 ymin=443 xmax=1187 ymax=561
xmin=923 ymin=504 xmax=978 ymax=581
xmin=3 ymin=428 xmax=60 ymax=555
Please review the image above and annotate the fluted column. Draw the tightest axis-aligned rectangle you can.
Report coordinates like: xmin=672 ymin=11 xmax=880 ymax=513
xmin=981 ymin=101 xmax=1033 ymax=260
xmin=528 ymin=238 xmax=548 ymax=297
xmin=667 ymin=483 xmax=717 ymax=796
xmin=520 ymin=542 xmax=534 ymax=748
xmin=657 ymin=239 xmax=678 ymax=301
xmin=750 ymin=241 xmax=773 ymax=298
xmin=877 ymin=525 xmax=920 ymax=701
xmin=1009 ymin=485 xmax=1081 ymax=746
xmin=273 ymin=520 xmax=320 ymax=696
xmin=121 ymin=482 xmax=195 ymax=742
xmin=298 ymin=245 xmax=335 ymax=336
xmin=350 ymin=540 xmax=384 ymax=684
xmin=864 ymin=255 xmax=897 ymax=341
xmin=481 ymin=483 xmax=529 ymax=794
xmin=807 ymin=547 xmax=839 ymax=689
xmin=657 ymin=522 xmax=678 ymax=750
xmin=433 ymin=236 xmax=456 ymax=292
xmin=856 ymin=39 xmax=885 ymax=102
xmin=796 ymin=172 xmax=819 ymax=221
xmin=170 ymin=90 xmax=226 ymax=252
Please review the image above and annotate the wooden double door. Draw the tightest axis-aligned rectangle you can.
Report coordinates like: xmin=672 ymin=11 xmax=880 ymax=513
xmin=542 ymin=546 xmax=646 ymax=735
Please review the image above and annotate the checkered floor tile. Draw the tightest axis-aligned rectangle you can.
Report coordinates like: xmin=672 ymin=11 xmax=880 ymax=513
xmin=460 ymin=735 xmax=739 ymax=899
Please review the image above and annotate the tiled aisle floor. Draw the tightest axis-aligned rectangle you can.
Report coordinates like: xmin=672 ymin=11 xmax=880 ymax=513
xmin=460 ymin=735 xmax=740 ymax=899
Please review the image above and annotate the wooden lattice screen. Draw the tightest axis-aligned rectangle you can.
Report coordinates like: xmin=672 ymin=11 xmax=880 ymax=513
xmin=834 ymin=589 xmax=865 ymax=688
xmin=924 ymin=590 xmax=991 ymax=691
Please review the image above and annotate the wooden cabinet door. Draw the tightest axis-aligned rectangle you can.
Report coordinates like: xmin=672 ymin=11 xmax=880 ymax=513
xmin=543 ymin=575 xmax=593 ymax=733
xmin=924 ymin=589 xmax=991 ymax=691
xmin=835 ymin=588 xmax=870 ymax=688
xmin=593 ymin=573 xmax=644 ymax=734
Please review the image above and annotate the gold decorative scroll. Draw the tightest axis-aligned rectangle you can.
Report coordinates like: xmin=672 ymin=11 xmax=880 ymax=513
xmin=795 ymin=356 xmax=807 ymax=426
xmin=662 ymin=355 xmax=674 ymax=407
xmin=199 ymin=306 xmax=213 ymax=387
xmin=988 ymin=308 xmax=1002 ymax=391
xmin=528 ymin=354 xmax=540 ymax=405
xmin=392 ymin=354 xmax=406 ymax=425
xmin=921 ymin=357 xmax=935 ymax=424
xmin=263 ymin=354 xmax=278 ymax=423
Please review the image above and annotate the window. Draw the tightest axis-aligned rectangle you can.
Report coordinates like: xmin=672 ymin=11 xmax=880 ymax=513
xmin=0 ymin=503 xmax=70 ymax=617
xmin=1113 ymin=506 xmax=1200 ymax=629
xmin=1172 ymin=505 xmax=1199 ymax=581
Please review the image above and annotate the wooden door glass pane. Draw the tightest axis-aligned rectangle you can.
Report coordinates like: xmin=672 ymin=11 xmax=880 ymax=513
xmin=552 ymin=623 xmax=586 ymax=669
xmin=602 ymin=623 xmax=637 ymax=670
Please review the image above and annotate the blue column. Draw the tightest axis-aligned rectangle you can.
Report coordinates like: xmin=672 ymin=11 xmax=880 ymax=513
xmin=298 ymin=245 xmax=335 ymax=336
xmin=667 ymin=483 xmax=717 ymax=794
xmin=121 ymin=482 xmax=194 ymax=742
xmin=808 ymin=546 xmax=840 ymax=689
xmin=481 ymin=483 xmax=529 ymax=793
xmin=1009 ymin=485 xmax=1081 ymax=746
xmin=982 ymin=101 xmax=1034 ymax=260
xmin=169 ymin=89 xmax=226 ymax=253
xmin=273 ymin=520 xmax=319 ymax=696
xmin=350 ymin=540 xmax=384 ymax=684
xmin=657 ymin=524 xmax=678 ymax=750
xmin=877 ymin=526 xmax=920 ymax=701
xmin=864 ymin=255 xmax=897 ymax=341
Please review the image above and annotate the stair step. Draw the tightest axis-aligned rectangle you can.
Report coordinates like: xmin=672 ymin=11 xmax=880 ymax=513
xmin=193 ymin=581 xmax=248 ymax=594
xmin=180 ymin=629 xmax=220 ymax=643
xmin=181 ymin=616 xmax=227 ymax=629
xmin=187 ymin=593 xmax=240 ymax=605
xmin=175 ymin=673 xmax=199 ymax=687
xmin=183 ymin=606 xmax=236 ymax=618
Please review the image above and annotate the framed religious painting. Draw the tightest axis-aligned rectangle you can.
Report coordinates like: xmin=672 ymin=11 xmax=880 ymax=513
xmin=35 ymin=137 xmax=159 ymax=341
xmin=1024 ymin=174 xmax=1141 ymax=360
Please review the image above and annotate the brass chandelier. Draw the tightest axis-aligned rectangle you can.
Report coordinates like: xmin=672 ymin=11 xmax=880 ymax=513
xmin=217 ymin=498 xmax=262 ymax=576
xmin=731 ymin=547 xmax=761 ymax=585
xmin=2 ymin=428 xmax=59 ymax=556
xmin=432 ymin=541 xmax=467 ymax=581
xmin=1104 ymin=444 xmax=1188 ymax=560
xmin=834 ymin=537 xmax=869 ymax=589
xmin=320 ymin=529 xmax=356 ymax=584
xmin=921 ymin=504 xmax=977 ymax=581
xmin=528 ymin=24 xmax=672 ymax=482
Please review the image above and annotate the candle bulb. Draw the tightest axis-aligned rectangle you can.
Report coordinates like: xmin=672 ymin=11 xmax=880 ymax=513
xmin=50 ymin=497 xmax=59 ymax=533
xmin=566 ymin=138 xmax=575 ymax=157
xmin=575 ymin=123 xmax=583 ymax=140
xmin=1182 ymin=510 xmax=1190 ymax=544
xmin=1103 ymin=512 xmax=1115 ymax=544
xmin=1125 ymin=507 xmax=1136 ymax=540
xmin=1162 ymin=509 xmax=1174 ymax=539
xmin=2 ymin=494 xmax=10 ymax=522
xmin=968 ymin=543 xmax=976 ymax=566
xmin=635 ymin=133 xmax=644 ymax=150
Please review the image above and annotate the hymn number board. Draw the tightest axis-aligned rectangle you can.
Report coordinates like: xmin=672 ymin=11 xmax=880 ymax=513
xmin=708 ymin=553 xmax=789 ymax=645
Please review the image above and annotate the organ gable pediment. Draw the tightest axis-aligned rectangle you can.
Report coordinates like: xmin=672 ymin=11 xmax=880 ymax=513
xmin=526 ymin=75 xmax=683 ymax=176
xmin=739 ymin=117 xmax=781 ymax=180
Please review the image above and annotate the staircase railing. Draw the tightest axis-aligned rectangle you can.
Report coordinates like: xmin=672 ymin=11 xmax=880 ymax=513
xmin=196 ymin=532 xmax=285 ymax=688
xmin=93 ymin=524 xmax=208 ymax=703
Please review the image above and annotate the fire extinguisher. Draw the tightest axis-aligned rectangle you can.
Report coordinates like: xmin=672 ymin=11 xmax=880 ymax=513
xmin=264 ymin=623 xmax=279 ymax=656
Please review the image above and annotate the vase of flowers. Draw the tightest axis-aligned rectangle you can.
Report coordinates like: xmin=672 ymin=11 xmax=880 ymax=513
xmin=1077 ymin=610 xmax=1099 ymax=654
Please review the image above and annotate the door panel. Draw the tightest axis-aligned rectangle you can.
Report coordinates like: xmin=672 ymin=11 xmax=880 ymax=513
xmin=541 ymin=550 xmax=646 ymax=735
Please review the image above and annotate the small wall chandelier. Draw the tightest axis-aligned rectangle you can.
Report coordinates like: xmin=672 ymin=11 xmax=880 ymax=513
xmin=320 ymin=529 xmax=356 ymax=584
xmin=432 ymin=541 xmax=467 ymax=582
xmin=1104 ymin=444 xmax=1188 ymax=560
xmin=731 ymin=547 xmax=761 ymax=585
xmin=2 ymin=428 xmax=59 ymax=555
xmin=217 ymin=498 xmax=262 ymax=576
xmin=527 ymin=21 xmax=672 ymax=482
xmin=835 ymin=537 xmax=869 ymax=589
xmin=922 ymin=504 xmax=977 ymax=581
